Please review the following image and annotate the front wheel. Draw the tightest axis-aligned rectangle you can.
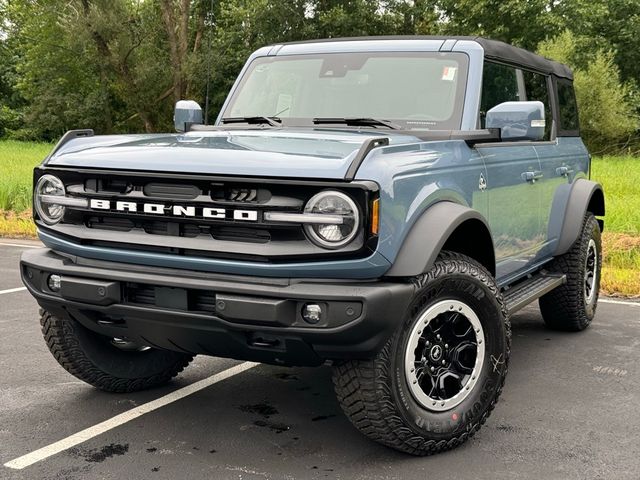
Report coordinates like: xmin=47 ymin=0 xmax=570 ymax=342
xmin=41 ymin=311 xmax=193 ymax=392
xmin=333 ymin=252 xmax=510 ymax=455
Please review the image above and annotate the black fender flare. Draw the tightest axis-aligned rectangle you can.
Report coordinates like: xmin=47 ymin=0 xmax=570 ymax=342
xmin=385 ymin=202 xmax=495 ymax=277
xmin=551 ymin=179 xmax=605 ymax=256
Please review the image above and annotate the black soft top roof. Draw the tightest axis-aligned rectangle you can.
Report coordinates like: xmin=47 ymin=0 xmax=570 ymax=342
xmin=277 ymin=36 xmax=573 ymax=80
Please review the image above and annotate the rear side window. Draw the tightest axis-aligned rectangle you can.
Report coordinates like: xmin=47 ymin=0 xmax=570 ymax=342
xmin=480 ymin=62 xmax=521 ymax=127
xmin=557 ymin=80 xmax=579 ymax=134
xmin=522 ymin=70 xmax=552 ymax=140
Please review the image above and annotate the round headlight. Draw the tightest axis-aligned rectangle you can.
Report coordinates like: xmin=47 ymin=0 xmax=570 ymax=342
xmin=303 ymin=191 xmax=360 ymax=248
xmin=35 ymin=174 xmax=66 ymax=225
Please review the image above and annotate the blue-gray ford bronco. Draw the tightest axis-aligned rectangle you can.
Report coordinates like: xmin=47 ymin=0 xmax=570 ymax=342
xmin=21 ymin=36 xmax=605 ymax=455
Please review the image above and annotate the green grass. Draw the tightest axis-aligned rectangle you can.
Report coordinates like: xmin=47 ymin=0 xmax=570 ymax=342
xmin=0 ymin=140 xmax=52 ymax=212
xmin=0 ymin=140 xmax=638 ymax=294
xmin=591 ymin=156 xmax=640 ymax=296
xmin=591 ymin=156 xmax=640 ymax=234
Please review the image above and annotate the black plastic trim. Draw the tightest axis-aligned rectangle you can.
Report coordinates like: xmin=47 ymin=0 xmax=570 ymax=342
xmin=344 ymin=137 xmax=390 ymax=181
xmin=553 ymin=179 xmax=605 ymax=256
xmin=21 ymin=248 xmax=415 ymax=366
xmin=385 ymin=201 xmax=495 ymax=277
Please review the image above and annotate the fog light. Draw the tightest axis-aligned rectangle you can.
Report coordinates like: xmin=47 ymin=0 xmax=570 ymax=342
xmin=47 ymin=274 xmax=61 ymax=292
xmin=302 ymin=303 xmax=322 ymax=324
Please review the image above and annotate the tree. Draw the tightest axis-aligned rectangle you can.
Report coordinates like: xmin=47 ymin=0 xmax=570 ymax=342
xmin=1 ymin=0 xmax=639 ymax=142
xmin=3 ymin=0 xmax=211 ymax=137
xmin=539 ymin=31 xmax=637 ymax=152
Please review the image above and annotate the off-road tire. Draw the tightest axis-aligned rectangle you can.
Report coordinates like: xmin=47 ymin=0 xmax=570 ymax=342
xmin=41 ymin=310 xmax=193 ymax=392
xmin=539 ymin=213 xmax=602 ymax=331
xmin=332 ymin=252 xmax=510 ymax=455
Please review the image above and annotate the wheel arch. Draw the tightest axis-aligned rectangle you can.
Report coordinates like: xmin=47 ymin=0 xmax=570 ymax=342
xmin=553 ymin=179 xmax=605 ymax=256
xmin=385 ymin=202 xmax=496 ymax=278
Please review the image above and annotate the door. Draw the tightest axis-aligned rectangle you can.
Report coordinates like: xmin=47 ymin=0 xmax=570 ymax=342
xmin=477 ymin=62 xmax=546 ymax=281
xmin=531 ymin=76 xmax=589 ymax=258
xmin=478 ymin=144 xmax=544 ymax=280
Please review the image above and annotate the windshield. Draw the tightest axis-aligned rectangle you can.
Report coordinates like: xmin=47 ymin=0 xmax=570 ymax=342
xmin=222 ymin=52 xmax=469 ymax=130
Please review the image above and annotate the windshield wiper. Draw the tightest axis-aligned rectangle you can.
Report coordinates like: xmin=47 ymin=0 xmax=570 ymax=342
xmin=221 ymin=116 xmax=282 ymax=127
xmin=313 ymin=117 xmax=400 ymax=129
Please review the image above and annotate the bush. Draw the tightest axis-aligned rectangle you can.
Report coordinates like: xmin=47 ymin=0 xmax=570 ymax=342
xmin=539 ymin=31 xmax=638 ymax=153
xmin=0 ymin=105 xmax=23 ymax=138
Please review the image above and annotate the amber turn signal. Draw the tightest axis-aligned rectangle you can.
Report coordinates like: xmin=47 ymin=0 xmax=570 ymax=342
xmin=371 ymin=198 xmax=380 ymax=235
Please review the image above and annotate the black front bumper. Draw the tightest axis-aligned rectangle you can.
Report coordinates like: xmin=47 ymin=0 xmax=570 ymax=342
xmin=21 ymin=249 xmax=415 ymax=366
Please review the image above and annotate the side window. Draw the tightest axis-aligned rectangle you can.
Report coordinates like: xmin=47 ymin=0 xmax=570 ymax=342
xmin=480 ymin=62 xmax=521 ymax=128
xmin=522 ymin=70 xmax=552 ymax=140
xmin=556 ymin=80 xmax=579 ymax=133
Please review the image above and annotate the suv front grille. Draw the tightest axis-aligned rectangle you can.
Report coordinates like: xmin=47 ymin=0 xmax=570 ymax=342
xmin=36 ymin=168 xmax=378 ymax=263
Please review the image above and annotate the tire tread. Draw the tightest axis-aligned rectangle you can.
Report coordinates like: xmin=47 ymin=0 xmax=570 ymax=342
xmin=40 ymin=311 xmax=193 ymax=393
xmin=333 ymin=252 xmax=511 ymax=455
xmin=539 ymin=213 xmax=601 ymax=331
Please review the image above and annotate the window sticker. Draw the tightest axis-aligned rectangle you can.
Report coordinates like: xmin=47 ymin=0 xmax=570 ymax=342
xmin=442 ymin=66 xmax=457 ymax=82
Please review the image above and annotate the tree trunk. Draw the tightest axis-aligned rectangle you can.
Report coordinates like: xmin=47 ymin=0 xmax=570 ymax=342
xmin=79 ymin=0 xmax=156 ymax=132
xmin=160 ymin=0 xmax=192 ymax=104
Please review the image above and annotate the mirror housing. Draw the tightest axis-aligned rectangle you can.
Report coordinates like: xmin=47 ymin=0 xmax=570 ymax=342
xmin=174 ymin=100 xmax=203 ymax=132
xmin=486 ymin=101 xmax=545 ymax=141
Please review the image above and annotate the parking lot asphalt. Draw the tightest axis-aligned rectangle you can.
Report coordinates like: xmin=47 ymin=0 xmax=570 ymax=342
xmin=1 ymin=241 xmax=639 ymax=480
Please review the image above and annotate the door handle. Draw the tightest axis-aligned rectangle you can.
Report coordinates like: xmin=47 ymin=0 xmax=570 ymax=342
xmin=521 ymin=171 xmax=543 ymax=183
xmin=556 ymin=166 xmax=574 ymax=177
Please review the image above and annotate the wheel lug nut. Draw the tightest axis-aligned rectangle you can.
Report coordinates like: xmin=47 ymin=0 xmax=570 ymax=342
xmin=441 ymin=360 xmax=446 ymax=365
xmin=430 ymin=366 xmax=435 ymax=372
xmin=445 ymin=344 xmax=448 ymax=348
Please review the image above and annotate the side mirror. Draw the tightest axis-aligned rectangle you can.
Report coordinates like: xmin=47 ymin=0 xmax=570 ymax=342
xmin=174 ymin=100 xmax=203 ymax=132
xmin=486 ymin=101 xmax=545 ymax=141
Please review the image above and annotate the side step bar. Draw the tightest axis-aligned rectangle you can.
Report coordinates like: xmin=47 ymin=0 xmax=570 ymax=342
xmin=503 ymin=272 xmax=566 ymax=315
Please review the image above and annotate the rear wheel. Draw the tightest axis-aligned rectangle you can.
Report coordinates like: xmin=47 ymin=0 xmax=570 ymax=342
xmin=539 ymin=213 xmax=602 ymax=331
xmin=41 ymin=310 xmax=193 ymax=392
xmin=333 ymin=252 xmax=510 ymax=455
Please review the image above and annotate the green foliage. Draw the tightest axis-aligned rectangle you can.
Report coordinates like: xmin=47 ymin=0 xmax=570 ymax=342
xmin=539 ymin=31 xmax=637 ymax=152
xmin=427 ymin=0 xmax=561 ymax=50
xmin=0 ymin=0 xmax=639 ymax=145
xmin=0 ymin=105 xmax=22 ymax=137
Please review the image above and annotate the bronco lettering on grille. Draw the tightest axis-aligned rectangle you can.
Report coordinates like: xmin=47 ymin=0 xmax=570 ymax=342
xmin=89 ymin=199 xmax=258 ymax=221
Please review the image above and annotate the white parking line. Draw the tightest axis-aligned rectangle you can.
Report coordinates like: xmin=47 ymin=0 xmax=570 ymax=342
xmin=4 ymin=361 xmax=258 ymax=470
xmin=0 ymin=242 xmax=40 ymax=249
xmin=0 ymin=287 xmax=27 ymax=295
xmin=600 ymin=299 xmax=640 ymax=308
